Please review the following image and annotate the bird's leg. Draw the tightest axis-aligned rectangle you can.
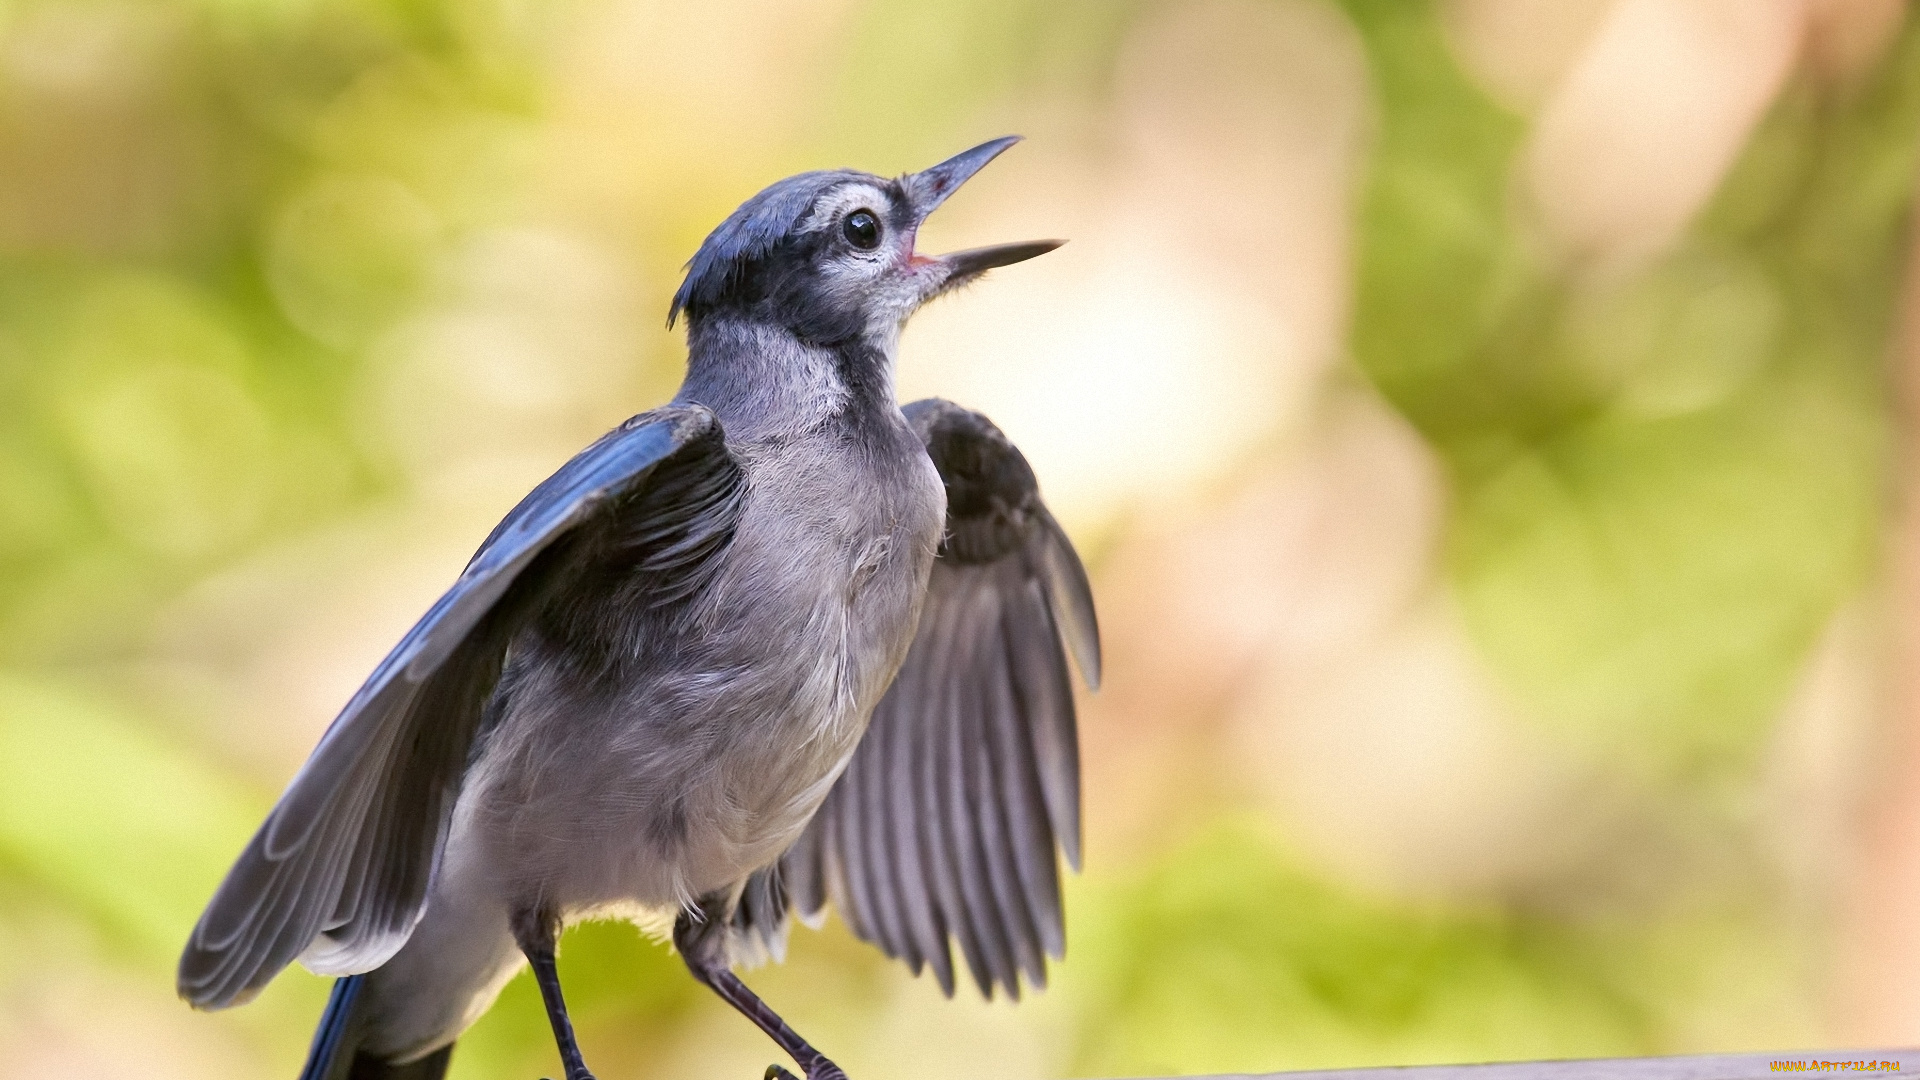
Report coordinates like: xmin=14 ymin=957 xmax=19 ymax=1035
xmin=512 ymin=906 xmax=597 ymax=1080
xmin=674 ymin=898 xmax=849 ymax=1080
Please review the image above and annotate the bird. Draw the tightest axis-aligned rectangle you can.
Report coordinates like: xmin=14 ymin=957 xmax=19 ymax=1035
xmin=176 ymin=135 xmax=1101 ymax=1080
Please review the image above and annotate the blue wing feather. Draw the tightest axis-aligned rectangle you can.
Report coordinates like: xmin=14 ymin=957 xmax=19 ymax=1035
xmin=180 ymin=404 xmax=734 ymax=1009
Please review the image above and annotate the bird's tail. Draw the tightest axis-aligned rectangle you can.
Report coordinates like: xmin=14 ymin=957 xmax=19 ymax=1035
xmin=298 ymin=975 xmax=454 ymax=1080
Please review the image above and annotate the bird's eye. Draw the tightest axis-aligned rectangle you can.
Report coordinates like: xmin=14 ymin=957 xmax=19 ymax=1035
xmin=843 ymin=210 xmax=881 ymax=250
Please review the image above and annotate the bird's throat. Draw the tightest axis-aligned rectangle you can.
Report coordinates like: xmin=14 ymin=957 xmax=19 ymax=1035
xmin=676 ymin=316 xmax=900 ymax=442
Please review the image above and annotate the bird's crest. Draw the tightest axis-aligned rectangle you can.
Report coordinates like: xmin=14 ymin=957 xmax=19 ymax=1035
xmin=668 ymin=169 xmax=866 ymax=328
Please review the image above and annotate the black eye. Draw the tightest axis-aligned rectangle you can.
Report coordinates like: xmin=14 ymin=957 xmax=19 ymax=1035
xmin=843 ymin=210 xmax=881 ymax=250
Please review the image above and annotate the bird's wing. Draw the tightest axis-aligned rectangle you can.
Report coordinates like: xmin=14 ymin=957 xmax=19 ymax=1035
xmin=779 ymin=398 xmax=1100 ymax=999
xmin=178 ymin=404 xmax=742 ymax=1009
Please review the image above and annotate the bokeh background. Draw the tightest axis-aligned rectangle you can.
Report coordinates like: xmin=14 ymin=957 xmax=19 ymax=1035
xmin=3 ymin=0 xmax=1920 ymax=1076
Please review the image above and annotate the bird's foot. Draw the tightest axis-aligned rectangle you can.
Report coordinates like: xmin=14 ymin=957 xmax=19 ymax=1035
xmin=537 ymin=1070 xmax=597 ymax=1080
xmin=764 ymin=1055 xmax=848 ymax=1080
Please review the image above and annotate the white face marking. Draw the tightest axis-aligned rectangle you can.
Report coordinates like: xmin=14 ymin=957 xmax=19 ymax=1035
xmin=800 ymin=182 xmax=895 ymax=241
xmin=800 ymin=181 xmax=934 ymax=336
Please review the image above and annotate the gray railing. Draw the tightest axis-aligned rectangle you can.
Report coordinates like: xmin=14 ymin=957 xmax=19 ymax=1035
xmin=1163 ymin=1050 xmax=1915 ymax=1080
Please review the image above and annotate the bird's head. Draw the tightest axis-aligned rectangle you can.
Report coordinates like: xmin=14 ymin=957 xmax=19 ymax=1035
xmin=669 ymin=136 xmax=1060 ymax=347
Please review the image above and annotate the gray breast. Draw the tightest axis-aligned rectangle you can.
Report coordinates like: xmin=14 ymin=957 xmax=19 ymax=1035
xmin=462 ymin=417 xmax=944 ymax=913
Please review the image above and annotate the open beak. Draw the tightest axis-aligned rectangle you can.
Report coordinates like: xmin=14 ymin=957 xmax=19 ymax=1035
xmin=904 ymin=136 xmax=1064 ymax=290
xmin=906 ymin=136 xmax=1022 ymax=220
xmin=939 ymin=239 xmax=1064 ymax=277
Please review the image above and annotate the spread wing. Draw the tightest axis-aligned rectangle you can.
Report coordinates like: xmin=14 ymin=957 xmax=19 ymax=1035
xmin=178 ymin=404 xmax=742 ymax=1009
xmin=779 ymin=398 xmax=1100 ymax=999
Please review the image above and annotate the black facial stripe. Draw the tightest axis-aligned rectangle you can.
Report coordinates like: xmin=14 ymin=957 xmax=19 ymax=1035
xmin=886 ymin=185 xmax=915 ymax=231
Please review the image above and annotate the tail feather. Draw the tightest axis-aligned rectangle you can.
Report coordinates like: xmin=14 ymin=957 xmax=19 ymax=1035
xmin=299 ymin=975 xmax=453 ymax=1080
xmin=300 ymin=976 xmax=365 ymax=1080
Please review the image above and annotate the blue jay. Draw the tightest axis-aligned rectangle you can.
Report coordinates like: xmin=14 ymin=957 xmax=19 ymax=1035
xmin=177 ymin=136 xmax=1101 ymax=1080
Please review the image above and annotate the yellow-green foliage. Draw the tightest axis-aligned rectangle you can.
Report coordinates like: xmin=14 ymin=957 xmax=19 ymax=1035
xmin=0 ymin=0 xmax=1913 ymax=1076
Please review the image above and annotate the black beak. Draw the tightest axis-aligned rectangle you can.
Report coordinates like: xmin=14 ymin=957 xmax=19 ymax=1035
xmin=906 ymin=137 xmax=1064 ymax=289
xmin=940 ymin=239 xmax=1064 ymax=279
xmin=905 ymin=136 xmax=1023 ymax=221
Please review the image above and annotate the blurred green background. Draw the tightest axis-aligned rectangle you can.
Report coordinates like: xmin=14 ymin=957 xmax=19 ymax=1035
xmin=3 ymin=0 xmax=1920 ymax=1076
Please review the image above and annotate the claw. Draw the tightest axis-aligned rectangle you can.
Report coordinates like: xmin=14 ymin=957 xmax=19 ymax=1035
xmin=765 ymin=1061 xmax=846 ymax=1080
